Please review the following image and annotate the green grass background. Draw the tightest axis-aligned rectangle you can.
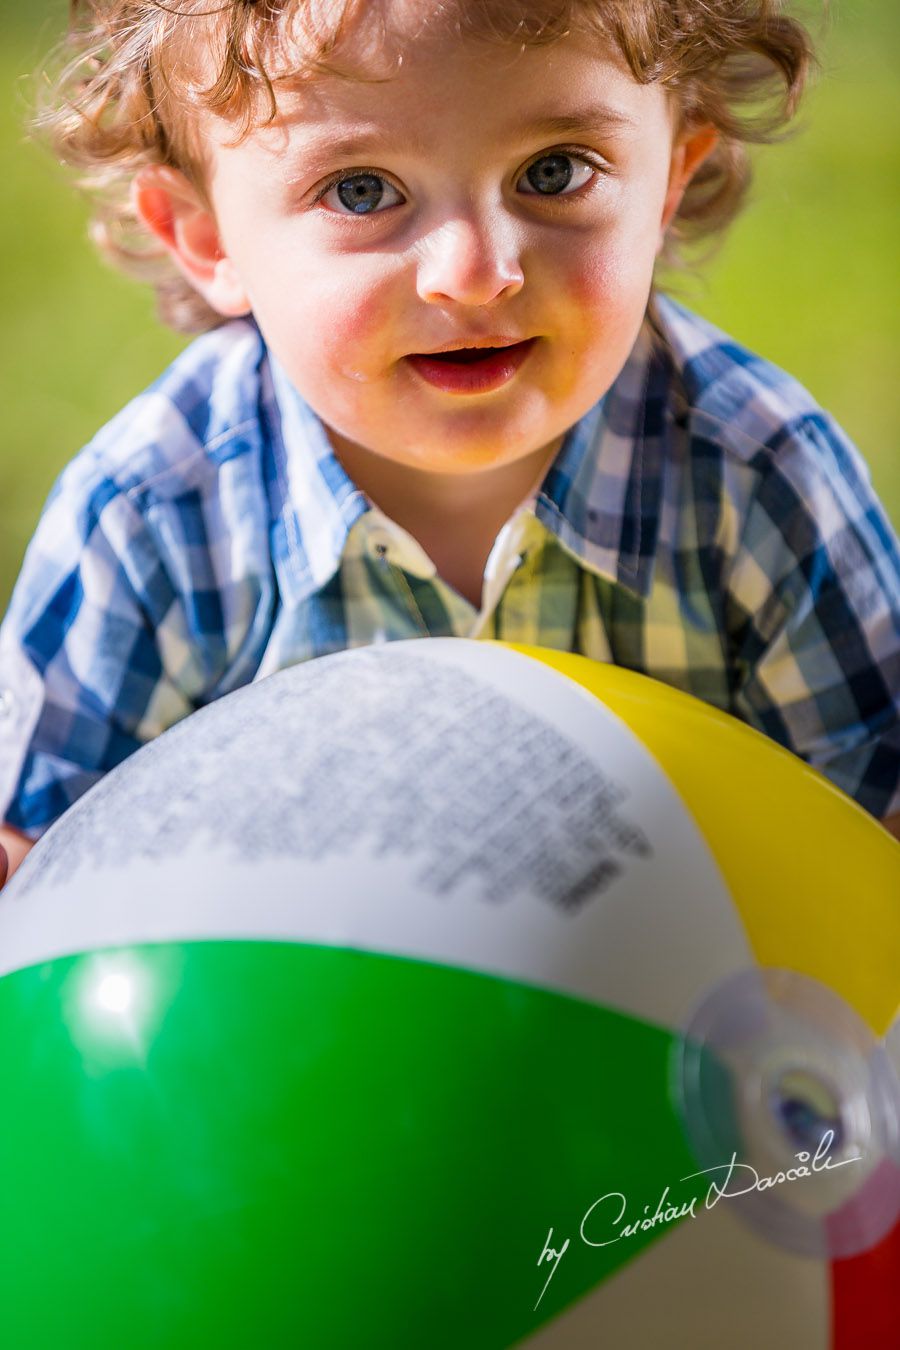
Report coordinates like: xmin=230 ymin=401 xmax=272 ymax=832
xmin=1 ymin=1 xmax=897 ymax=611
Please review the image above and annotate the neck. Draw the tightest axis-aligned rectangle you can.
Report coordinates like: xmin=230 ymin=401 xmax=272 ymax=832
xmin=326 ymin=430 xmax=562 ymax=540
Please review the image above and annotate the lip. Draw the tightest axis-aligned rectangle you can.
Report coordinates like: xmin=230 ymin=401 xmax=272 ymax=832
xmin=404 ymin=338 xmax=538 ymax=395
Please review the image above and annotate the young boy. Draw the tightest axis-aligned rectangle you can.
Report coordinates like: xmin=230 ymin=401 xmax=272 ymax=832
xmin=1 ymin=0 xmax=898 ymax=886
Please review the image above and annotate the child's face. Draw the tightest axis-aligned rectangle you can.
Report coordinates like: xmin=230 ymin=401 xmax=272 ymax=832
xmin=146 ymin=18 xmax=712 ymax=480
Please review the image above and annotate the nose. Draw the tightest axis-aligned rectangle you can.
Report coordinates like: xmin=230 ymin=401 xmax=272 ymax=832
xmin=415 ymin=211 xmax=525 ymax=308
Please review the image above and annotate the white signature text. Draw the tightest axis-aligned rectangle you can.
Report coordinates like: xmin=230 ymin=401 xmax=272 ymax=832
xmin=534 ymin=1128 xmax=859 ymax=1311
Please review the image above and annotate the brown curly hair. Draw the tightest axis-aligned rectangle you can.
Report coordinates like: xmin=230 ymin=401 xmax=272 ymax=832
xmin=34 ymin=0 xmax=817 ymax=334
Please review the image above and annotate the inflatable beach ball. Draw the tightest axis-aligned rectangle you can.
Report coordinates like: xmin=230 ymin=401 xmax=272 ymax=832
xmin=0 ymin=638 xmax=897 ymax=1349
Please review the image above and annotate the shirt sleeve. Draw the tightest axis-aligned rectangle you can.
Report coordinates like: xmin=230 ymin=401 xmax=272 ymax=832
xmin=725 ymin=412 xmax=900 ymax=820
xmin=0 ymin=467 xmax=197 ymax=839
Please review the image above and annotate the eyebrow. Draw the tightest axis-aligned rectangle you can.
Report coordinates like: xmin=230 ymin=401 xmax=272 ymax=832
xmin=520 ymin=105 xmax=639 ymax=138
xmin=288 ymin=102 xmax=638 ymax=168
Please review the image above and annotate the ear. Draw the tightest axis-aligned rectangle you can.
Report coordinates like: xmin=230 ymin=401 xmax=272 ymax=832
xmin=659 ymin=123 xmax=719 ymax=243
xmin=131 ymin=166 xmax=251 ymax=318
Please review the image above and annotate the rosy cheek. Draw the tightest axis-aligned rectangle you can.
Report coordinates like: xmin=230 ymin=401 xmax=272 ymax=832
xmin=575 ymin=231 xmax=656 ymax=328
xmin=317 ymin=282 xmax=397 ymax=378
xmin=553 ymin=246 xmax=628 ymax=337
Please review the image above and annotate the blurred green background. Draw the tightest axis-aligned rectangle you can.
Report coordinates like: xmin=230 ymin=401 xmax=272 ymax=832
xmin=1 ymin=1 xmax=897 ymax=610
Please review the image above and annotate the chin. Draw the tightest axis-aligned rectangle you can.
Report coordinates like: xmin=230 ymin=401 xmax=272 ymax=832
xmin=404 ymin=418 xmax=555 ymax=468
xmin=407 ymin=446 xmax=523 ymax=475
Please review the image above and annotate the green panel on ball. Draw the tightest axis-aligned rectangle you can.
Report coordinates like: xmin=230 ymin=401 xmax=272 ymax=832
xmin=0 ymin=941 xmax=697 ymax=1348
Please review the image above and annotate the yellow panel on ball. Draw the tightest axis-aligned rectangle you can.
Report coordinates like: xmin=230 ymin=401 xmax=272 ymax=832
xmin=509 ymin=643 xmax=900 ymax=1036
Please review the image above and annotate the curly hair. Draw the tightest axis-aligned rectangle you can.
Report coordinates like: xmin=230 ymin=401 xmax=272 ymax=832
xmin=34 ymin=0 xmax=817 ymax=333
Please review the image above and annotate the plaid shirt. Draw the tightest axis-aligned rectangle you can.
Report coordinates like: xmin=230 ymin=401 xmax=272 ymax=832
xmin=1 ymin=294 xmax=898 ymax=835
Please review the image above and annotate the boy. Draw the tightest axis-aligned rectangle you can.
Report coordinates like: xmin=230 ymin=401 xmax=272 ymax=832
xmin=1 ymin=0 xmax=898 ymax=886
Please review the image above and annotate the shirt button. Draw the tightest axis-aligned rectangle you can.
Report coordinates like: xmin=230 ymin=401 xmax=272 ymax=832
xmin=0 ymin=688 xmax=14 ymax=719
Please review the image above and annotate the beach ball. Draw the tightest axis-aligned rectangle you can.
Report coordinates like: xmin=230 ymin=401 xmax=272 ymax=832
xmin=0 ymin=638 xmax=897 ymax=1348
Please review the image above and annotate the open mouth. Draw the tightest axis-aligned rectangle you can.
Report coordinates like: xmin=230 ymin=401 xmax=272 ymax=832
xmin=423 ymin=345 xmax=518 ymax=364
xmin=404 ymin=339 xmax=537 ymax=395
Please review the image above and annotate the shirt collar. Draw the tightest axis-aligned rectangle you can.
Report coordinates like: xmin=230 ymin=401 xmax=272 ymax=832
xmin=262 ymin=354 xmax=369 ymax=607
xmin=264 ymin=304 xmax=673 ymax=607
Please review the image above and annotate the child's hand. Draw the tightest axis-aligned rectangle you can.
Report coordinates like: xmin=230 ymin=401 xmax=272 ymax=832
xmin=0 ymin=826 xmax=33 ymax=891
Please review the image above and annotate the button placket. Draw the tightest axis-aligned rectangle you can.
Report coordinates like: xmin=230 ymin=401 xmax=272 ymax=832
xmin=390 ymin=563 xmax=432 ymax=639
xmin=364 ymin=530 xmax=430 ymax=637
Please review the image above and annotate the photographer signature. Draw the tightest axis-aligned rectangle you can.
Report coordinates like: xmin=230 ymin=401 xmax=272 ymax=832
xmin=534 ymin=1127 xmax=860 ymax=1310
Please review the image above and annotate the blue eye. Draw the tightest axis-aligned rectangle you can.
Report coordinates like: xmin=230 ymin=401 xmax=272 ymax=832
xmin=321 ymin=173 xmax=404 ymax=215
xmin=519 ymin=153 xmax=596 ymax=197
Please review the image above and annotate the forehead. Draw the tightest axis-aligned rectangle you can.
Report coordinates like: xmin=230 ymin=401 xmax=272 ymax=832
xmin=279 ymin=0 xmax=634 ymax=91
xmin=297 ymin=0 xmax=581 ymax=67
xmin=205 ymin=9 xmax=669 ymax=163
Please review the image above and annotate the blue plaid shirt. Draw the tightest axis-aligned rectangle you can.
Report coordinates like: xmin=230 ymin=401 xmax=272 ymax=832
xmin=1 ymin=294 xmax=898 ymax=835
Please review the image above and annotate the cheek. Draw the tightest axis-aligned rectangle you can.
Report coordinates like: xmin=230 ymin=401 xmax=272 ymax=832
xmin=548 ymin=232 xmax=657 ymax=395
xmin=270 ymin=272 xmax=403 ymax=433
xmin=323 ymin=293 xmax=392 ymax=361
xmin=560 ymin=237 xmax=652 ymax=333
xmin=295 ymin=270 xmax=400 ymax=380
xmin=576 ymin=176 xmax=668 ymax=289
xmin=238 ymin=232 xmax=395 ymax=366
